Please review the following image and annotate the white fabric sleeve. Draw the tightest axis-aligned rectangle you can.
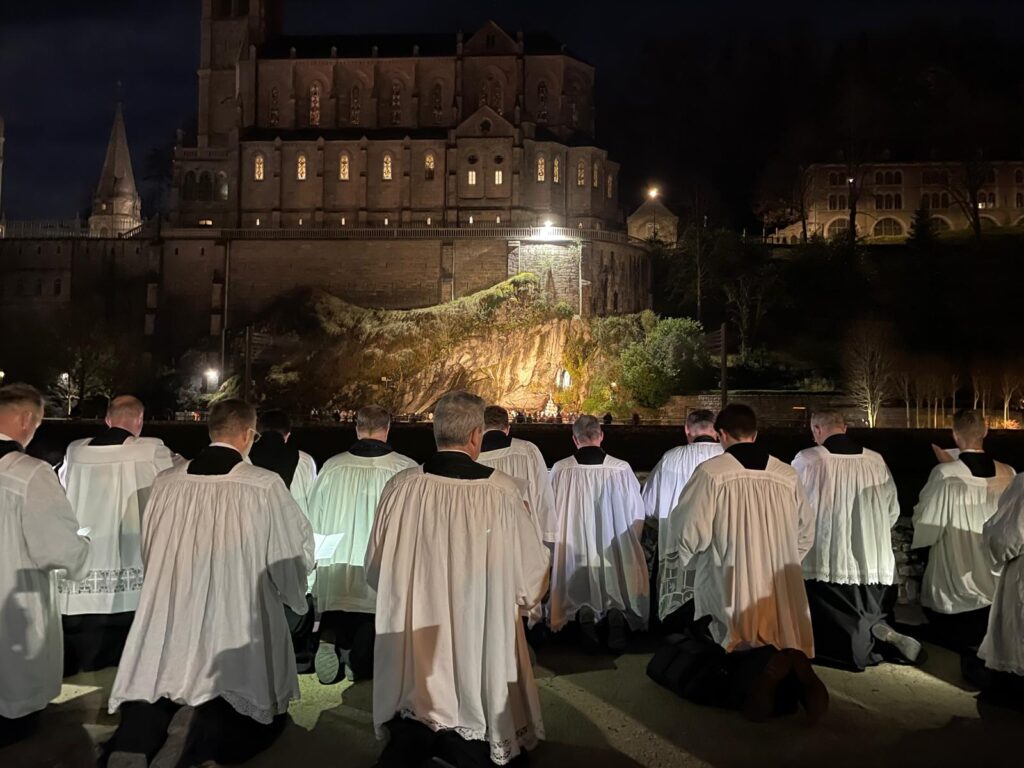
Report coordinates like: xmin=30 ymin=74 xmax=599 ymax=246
xmin=57 ymin=451 xmax=70 ymax=488
xmin=22 ymin=464 xmax=90 ymax=580
xmin=641 ymin=459 xmax=664 ymax=518
xmin=154 ymin=444 xmax=178 ymax=473
xmin=533 ymin=445 xmax=556 ymax=529
xmin=883 ymin=467 xmax=900 ymax=528
xmin=364 ymin=479 xmax=397 ymax=590
xmin=985 ymin=476 xmax=1024 ymax=564
xmin=794 ymin=475 xmax=817 ymax=560
xmin=674 ymin=469 xmax=715 ymax=568
xmin=512 ymin=494 xmax=550 ymax=610
xmin=911 ymin=467 xmax=947 ymax=549
xmin=266 ymin=478 xmax=315 ymax=614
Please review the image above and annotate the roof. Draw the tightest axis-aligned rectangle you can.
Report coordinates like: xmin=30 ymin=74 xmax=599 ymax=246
xmin=95 ymin=103 xmax=137 ymax=201
xmin=533 ymin=126 xmax=596 ymax=147
xmin=628 ymin=197 xmax=677 ymax=222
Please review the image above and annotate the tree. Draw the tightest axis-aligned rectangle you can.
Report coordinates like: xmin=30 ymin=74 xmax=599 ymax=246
xmin=1000 ymin=368 xmax=1022 ymax=424
xmin=945 ymin=157 xmax=992 ymax=242
xmin=723 ymin=265 xmax=777 ymax=358
xmin=907 ymin=203 xmax=936 ymax=249
xmin=844 ymin=321 xmax=894 ymax=428
xmin=619 ymin=317 xmax=708 ymax=408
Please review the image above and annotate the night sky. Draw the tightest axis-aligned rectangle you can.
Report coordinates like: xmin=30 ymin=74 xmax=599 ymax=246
xmin=1 ymin=0 xmax=1022 ymax=223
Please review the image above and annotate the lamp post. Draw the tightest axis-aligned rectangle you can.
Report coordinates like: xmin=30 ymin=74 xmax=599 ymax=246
xmin=648 ymin=187 xmax=660 ymax=239
xmin=60 ymin=372 xmax=71 ymax=416
xmin=205 ymin=368 xmax=219 ymax=393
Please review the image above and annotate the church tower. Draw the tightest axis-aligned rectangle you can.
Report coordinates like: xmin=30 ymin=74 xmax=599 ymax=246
xmin=88 ymin=103 xmax=142 ymax=237
xmin=198 ymin=0 xmax=283 ymax=148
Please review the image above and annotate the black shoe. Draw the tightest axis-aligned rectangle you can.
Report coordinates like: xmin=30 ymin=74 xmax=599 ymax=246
xmin=606 ymin=610 xmax=628 ymax=654
xmin=785 ymin=650 xmax=829 ymax=725
xmin=577 ymin=607 xmax=601 ymax=654
xmin=742 ymin=651 xmax=793 ymax=722
xmin=315 ymin=642 xmax=345 ymax=685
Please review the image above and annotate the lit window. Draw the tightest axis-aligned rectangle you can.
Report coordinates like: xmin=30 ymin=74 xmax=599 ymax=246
xmin=592 ymin=161 xmax=600 ymax=188
xmin=426 ymin=216 xmax=432 ymax=225
xmin=576 ymin=159 xmax=585 ymax=187
xmin=553 ymin=157 xmax=560 ymax=183
xmin=298 ymin=217 xmax=304 ymax=226
xmin=469 ymin=215 xmax=474 ymax=224
xmin=606 ymin=173 xmax=613 ymax=198
xmin=494 ymin=170 xmax=503 ymax=185
xmin=341 ymin=216 xmax=346 ymax=226
xmin=384 ymin=217 xmax=389 ymax=226
xmin=468 ymin=170 xmax=477 ymax=186
xmin=537 ymin=156 xmax=546 ymax=182
xmin=297 ymin=153 xmax=307 ymax=181
xmin=309 ymin=83 xmax=321 ymax=127
xmin=425 ymin=152 xmax=436 ymax=181
xmin=496 ymin=215 xmax=501 ymax=224
xmin=383 ymin=153 xmax=393 ymax=180
xmin=256 ymin=217 xmax=261 ymax=226
xmin=199 ymin=219 xmax=214 ymax=226
xmin=254 ymin=153 xmax=265 ymax=181
xmin=339 ymin=152 xmax=350 ymax=181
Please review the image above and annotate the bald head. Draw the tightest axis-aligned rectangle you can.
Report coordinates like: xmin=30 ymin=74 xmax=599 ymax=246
xmin=0 ymin=383 xmax=46 ymax=447
xmin=106 ymin=395 xmax=145 ymax=436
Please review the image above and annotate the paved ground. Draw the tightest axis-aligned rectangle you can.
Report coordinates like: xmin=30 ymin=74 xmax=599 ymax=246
xmin=3 ymin=637 xmax=1022 ymax=768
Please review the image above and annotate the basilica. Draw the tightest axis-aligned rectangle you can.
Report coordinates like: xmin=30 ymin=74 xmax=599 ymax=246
xmin=0 ymin=0 xmax=652 ymax=388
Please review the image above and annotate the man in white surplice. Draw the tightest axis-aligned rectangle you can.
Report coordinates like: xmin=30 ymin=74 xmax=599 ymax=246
xmin=913 ymin=409 xmax=1015 ymax=670
xmin=979 ymin=472 xmax=1024 ymax=708
xmin=793 ymin=409 xmax=922 ymax=670
xmin=57 ymin=395 xmax=176 ymax=676
xmin=642 ymin=408 xmax=722 ymax=627
xmin=104 ymin=399 xmax=313 ymax=768
xmin=367 ymin=391 xmax=548 ymax=768
xmin=657 ymin=404 xmax=827 ymax=722
xmin=0 ymin=384 xmax=90 ymax=748
xmin=548 ymin=415 xmax=649 ymax=654
xmin=307 ymin=404 xmax=416 ymax=685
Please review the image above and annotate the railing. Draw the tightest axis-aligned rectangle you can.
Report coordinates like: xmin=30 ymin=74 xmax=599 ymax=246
xmin=1 ymin=220 xmax=89 ymax=239
xmin=169 ymin=225 xmax=637 ymax=245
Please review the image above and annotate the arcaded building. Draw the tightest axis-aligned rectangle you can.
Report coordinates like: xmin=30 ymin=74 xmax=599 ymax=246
xmin=0 ymin=0 xmax=651 ymax=387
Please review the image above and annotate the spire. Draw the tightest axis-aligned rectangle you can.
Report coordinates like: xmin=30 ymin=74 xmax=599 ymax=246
xmin=89 ymin=100 xmax=142 ymax=237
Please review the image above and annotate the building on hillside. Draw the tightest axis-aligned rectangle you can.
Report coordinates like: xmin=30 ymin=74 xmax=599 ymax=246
xmin=768 ymin=160 xmax=1024 ymax=243
xmin=0 ymin=1 xmax=651 ymax=391
xmin=627 ymin=192 xmax=678 ymax=245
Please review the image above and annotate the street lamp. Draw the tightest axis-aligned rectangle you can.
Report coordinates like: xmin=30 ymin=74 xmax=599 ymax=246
xmin=205 ymin=368 xmax=219 ymax=390
xmin=648 ymin=187 xmax=660 ymax=239
xmin=648 ymin=187 xmax=659 ymax=199
xmin=0 ymin=370 xmax=5 ymax=386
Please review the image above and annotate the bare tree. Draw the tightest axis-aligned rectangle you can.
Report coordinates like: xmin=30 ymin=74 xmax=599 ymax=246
xmin=844 ymin=321 xmax=894 ymax=428
xmin=945 ymin=158 xmax=992 ymax=242
xmin=723 ymin=269 xmax=776 ymax=357
xmin=1000 ymin=368 xmax=1022 ymax=424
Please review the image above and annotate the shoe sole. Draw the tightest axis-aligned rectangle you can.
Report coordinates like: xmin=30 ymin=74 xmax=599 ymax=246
xmin=315 ymin=642 xmax=344 ymax=685
xmin=873 ymin=625 xmax=924 ymax=665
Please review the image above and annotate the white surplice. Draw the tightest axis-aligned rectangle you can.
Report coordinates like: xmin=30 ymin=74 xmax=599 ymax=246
xmin=671 ymin=451 xmax=816 ymax=656
xmin=980 ymin=473 xmax=1024 ymax=675
xmin=478 ymin=437 xmax=555 ymax=536
xmin=108 ymin=461 xmax=314 ymax=723
xmin=0 ymin=448 xmax=90 ymax=719
xmin=912 ymin=459 xmax=1015 ymax=614
xmin=642 ymin=441 xmax=723 ymax=620
xmin=57 ymin=437 xmax=176 ymax=615
xmin=547 ymin=454 xmax=650 ymax=631
xmin=290 ymin=450 xmax=318 ymax=516
xmin=307 ymin=449 xmax=417 ymax=613
xmin=366 ymin=467 xmax=549 ymax=766
xmin=791 ymin=445 xmax=900 ymax=585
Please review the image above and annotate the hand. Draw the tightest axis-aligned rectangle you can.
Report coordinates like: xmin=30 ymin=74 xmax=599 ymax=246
xmin=931 ymin=444 xmax=955 ymax=464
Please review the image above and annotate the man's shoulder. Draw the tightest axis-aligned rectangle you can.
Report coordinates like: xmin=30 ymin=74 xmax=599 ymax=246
xmin=0 ymin=451 xmax=53 ymax=487
xmin=793 ymin=445 xmax=827 ymax=465
xmin=602 ymin=454 xmax=635 ymax=473
xmin=510 ymin=437 xmax=543 ymax=456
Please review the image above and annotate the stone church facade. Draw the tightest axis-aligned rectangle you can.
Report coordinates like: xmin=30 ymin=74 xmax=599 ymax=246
xmin=0 ymin=0 xmax=650 ymax=388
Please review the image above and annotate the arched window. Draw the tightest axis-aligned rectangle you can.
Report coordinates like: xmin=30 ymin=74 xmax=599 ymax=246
xmin=576 ymin=159 xmax=586 ymax=187
xmin=432 ymin=82 xmax=443 ymax=123
xmin=875 ymin=195 xmax=883 ymax=210
xmin=920 ymin=194 xmax=929 ymax=209
xmin=931 ymin=217 xmax=951 ymax=232
xmin=1017 ymin=169 xmax=1024 ymax=185
xmin=839 ymin=194 xmax=847 ymax=209
xmin=537 ymin=155 xmax=546 ymax=182
xmin=941 ymin=193 xmax=949 ymax=208
xmin=874 ymin=171 xmax=883 ymax=185
xmin=494 ymin=170 xmax=503 ymax=185
xmin=390 ymin=80 xmax=402 ymax=124
xmin=382 ymin=153 xmax=393 ymax=180
xmin=884 ymin=171 xmax=893 ymax=185
xmin=873 ymin=217 xmax=904 ymax=237
xmin=884 ymin=193 xmax=893 ymax=209
xmin=592 ymin=160 xmax=600 ymax=188
xmin=827 ymin=218 xmax=849 ymax=239
xmin=894 ymin=170 xmax=903 ymax=184
xmin=424 ymin=152 xmax=436 ymax=181
xmin=553 ymin=156 xmax=560 ymax=183
xmin=606 ymin=173 xmax=614 ymax=199
xmin=339 ymin=152 xmax=350 ymax=181
xmin=350 ymin=84 xmax=361 ymax=124
xmin=296 ymin=154 xmax=307 ymax=181
xmin=216 ymin=172 xmax=229 ymax=201
xmin=537 ymin=81 xmax=548 ymax=122
xmin=309 ymin=83 xmax=321 ymax=127
xmin=894 ymin=193 xmax=902 ymax=209
xmin=254 ymin=153 xmax=265 ymax=182
xmin=184 ymin=171 xmax=198 ymax=200
xmin=198 ymin=172 xmax=213 ymax=200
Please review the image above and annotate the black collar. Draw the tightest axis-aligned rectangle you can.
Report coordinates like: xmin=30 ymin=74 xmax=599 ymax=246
xmin=692 ymin=435 xmax=718 ymax=444
xmin=574 ymin=446 xmax=606 ymax=465
xmin=349 ymin=438 xmax=394 ymax=458
xmin=89 ymin=427 xmax=134 ymax=446
xmin=0 ymin=440 xmax=24 ymax=460
xmin=959 ymin=451 xmax=996 ymax=479
xmin=481 ymin=430 xmax=513 ymax=452
xmin=423 ymin=451 xmax=494 ymax=480
xmin=248 ymin=432 xmax=300 ymax=486
xmin=188 ymin=445 xmax=244 ymax=476
xmin=822 ymin=434 xmax=863 ymax=455
xmin=726 ymin=442 xmax=770 ymax=470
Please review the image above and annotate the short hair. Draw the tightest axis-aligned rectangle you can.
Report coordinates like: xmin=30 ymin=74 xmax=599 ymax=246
xmin=208 ymin=399 xmax=257 ymax=440
xmin=484 ymin=405 xmax=509 ymax=431
xmin=433 ymin=391 xmax=486 ymax=449
xmin=0 ymin=383 xmax=45 ymax=413
xmin=257 ymin=409 xmax=291 ymax=435
xmin=715 ymin=403 xmax=758 ymax=439
xmin=573 ymin=414 xmax=603 ymax=443
xmin=686 ymin=409 xmax=716 ymax=429
xmin=952 ymin=409 xmax=986 ymax=442
xmin=810 ymin=409 xmax=846 ymax=430
xmin=107 ymin=395 xmax=144 ymax=423
xmin=357 ymin=405 xmax=391 ymax=434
